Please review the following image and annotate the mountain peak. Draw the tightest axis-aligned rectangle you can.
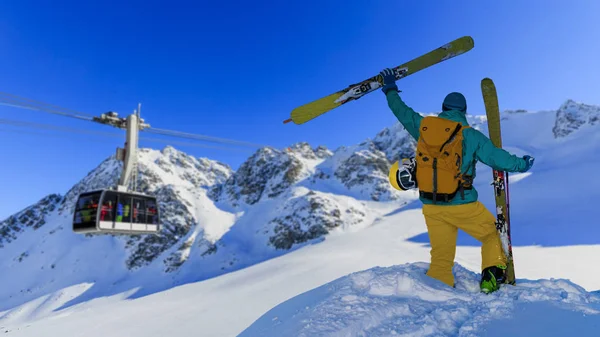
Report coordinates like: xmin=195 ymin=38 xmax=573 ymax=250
xmin=560 ymin=98 xmax=581 ymax=108
xmin=287 ymin=142 xmax=333 ymax=160
xmin=553 ymin=100 xmax=600 ymax=138
xmin=160 ymin=145 xmax=178 ymax=155
xmin=212 ymin=145 xmax=313 ymax=206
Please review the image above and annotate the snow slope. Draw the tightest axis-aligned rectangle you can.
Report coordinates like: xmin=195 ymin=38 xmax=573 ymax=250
xmin=1 ymin=205 xmax=599 ymax=336
xmin=240 ymin=263 xmax=600 ymax=337
xmin=1 ymin=99 xmax=600 ymax=336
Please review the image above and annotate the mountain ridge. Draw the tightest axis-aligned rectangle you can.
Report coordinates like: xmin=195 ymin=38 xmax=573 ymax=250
xmin=1 ymin=99 xmax=599 ymax=314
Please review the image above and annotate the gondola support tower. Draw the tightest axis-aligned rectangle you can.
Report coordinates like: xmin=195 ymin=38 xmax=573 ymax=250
xmin=92 ymin=103 xmax=150 ymax=193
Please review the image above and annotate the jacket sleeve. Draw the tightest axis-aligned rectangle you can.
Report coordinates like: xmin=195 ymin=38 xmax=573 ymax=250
xmin=385 ymin=90 xmax=423 ymax=141
xmin=472 ymin=130 xmax=528 ymax=172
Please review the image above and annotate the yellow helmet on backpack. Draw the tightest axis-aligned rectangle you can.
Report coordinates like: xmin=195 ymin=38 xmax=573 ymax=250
xmin=389 ymin=158 xmax=418 ymax=191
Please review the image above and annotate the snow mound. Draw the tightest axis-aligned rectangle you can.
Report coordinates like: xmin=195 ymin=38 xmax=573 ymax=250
xmin=240 ymin=263 xmax=600 ymax=337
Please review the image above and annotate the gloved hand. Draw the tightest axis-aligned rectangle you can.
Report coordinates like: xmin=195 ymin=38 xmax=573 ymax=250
xmin=380 ymin=68 xmax=399 ymax=95
xmin=522 ymin=155 xmax=535 ymax=172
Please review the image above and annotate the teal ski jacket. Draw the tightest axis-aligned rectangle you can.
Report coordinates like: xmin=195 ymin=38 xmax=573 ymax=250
xmin=385 ymin=90 xmax=528 ymax=206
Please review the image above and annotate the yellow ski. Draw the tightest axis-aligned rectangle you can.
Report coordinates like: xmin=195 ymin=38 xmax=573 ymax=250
xmin=284 ymin=36 xmax=474 ymax=125
xmin=481 ymin=77 xmax=516 ymax=285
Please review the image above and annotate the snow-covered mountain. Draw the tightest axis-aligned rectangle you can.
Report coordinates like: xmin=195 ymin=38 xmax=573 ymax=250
xmin=552 ymin=99 xmax=600 ymax=138
xmin=1 ymin=99 xmax=600 ymax=336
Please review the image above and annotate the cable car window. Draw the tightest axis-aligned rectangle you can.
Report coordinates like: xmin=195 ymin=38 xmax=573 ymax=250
xmin=74 ymin=193 xmax=100 ymax=224
xmin=132 ymin=198 xmax=146 ymax=224
xmin=146 ymin=198 xmax=159 ymax=225
xmin=101 ymin=192 xmax=118 ymax=222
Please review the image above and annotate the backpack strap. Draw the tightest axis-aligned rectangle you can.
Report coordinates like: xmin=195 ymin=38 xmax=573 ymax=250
xmin=457 ymin=126 xmax=473 ymax=200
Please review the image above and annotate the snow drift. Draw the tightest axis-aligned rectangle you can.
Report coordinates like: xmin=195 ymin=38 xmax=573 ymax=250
xmin=240 ymin=263 xmax=600 ymax=337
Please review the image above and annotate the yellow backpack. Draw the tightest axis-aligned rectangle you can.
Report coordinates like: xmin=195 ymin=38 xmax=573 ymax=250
xmin=415 ymin=116 xmax=472 ymax=203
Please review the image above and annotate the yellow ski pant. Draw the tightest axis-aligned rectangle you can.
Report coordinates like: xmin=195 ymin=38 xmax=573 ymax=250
xmin=422 ymin=201 xmax=506 ymax=287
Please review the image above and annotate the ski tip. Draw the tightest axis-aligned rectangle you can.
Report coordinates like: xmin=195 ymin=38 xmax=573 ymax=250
xmin=463 ymin=35 xmax=474 ymax=45
xmin=481 ymin=78 xmax=496 ymax=90
xmin=283 ymin=118 xmax=293 ymax=124
xmin=452 ymin=35 xmax=474 ymax=49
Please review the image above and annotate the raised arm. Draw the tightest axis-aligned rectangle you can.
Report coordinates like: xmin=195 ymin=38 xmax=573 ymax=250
xmin=380 ymin=68 xmax=423 ymax=140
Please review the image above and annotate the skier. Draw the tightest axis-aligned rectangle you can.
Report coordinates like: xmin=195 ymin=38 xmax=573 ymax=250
xmin=116 ymin=202 xmax=124 ymax=222
xmin=379 ymin=68 xmax=535 ymax=293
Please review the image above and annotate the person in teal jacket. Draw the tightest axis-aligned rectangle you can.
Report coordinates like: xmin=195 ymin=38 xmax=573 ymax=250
xmin=379 ymin=68 xmax=534 ymax=292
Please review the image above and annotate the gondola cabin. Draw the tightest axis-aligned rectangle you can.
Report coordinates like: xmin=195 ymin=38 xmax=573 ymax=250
xmin=73 ymin=190 xmax=160 ymax=234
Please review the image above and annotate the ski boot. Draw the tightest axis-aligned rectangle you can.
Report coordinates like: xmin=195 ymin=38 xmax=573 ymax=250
xmin=480 ymin=265 xmax=506 ymax=293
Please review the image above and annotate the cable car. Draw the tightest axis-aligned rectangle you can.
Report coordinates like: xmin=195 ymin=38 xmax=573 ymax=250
xmin=73 ymin=189 xmax=160 ymax=234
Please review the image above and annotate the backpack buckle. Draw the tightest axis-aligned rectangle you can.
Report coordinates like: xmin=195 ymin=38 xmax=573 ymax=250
xmin=462 ymin=174 xmax=474 ymax=188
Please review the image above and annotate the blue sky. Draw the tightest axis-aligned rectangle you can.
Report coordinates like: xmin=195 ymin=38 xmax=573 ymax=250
xmin=0 ymin=0 xmax=599 ymax=218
